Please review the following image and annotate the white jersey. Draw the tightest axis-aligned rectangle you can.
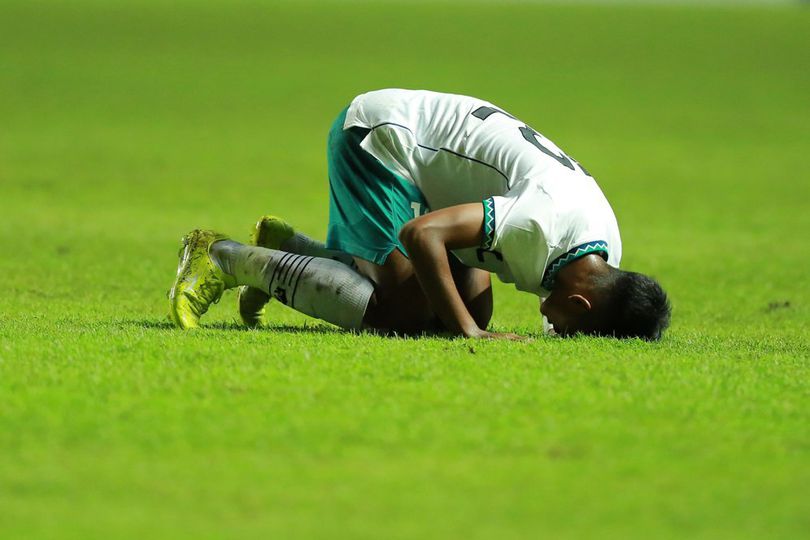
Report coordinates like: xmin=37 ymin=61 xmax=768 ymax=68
xmin=344 ymin=88 xmax=622 ymax=296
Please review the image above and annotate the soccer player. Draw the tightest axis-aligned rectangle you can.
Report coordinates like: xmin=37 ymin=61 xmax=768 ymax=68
xmin=169 ymin=89 xmax=671 ymax=339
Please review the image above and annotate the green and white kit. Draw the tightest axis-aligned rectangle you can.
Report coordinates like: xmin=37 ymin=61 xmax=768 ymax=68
xmin=327 ymin=88 xmax=623 ymax=296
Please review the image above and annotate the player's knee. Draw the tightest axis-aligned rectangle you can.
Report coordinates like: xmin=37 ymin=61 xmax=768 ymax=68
xmin=361 ymin=287 xmax=435 ymax=334
xmin=362 ymin=291 xmax=382 ymax=328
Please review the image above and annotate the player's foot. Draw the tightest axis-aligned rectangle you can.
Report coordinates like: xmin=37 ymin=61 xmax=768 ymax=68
xmin=169 ymin=229 xmax=234 ymax=329
xmin=237 ymin=215 xmax=295 ymax=327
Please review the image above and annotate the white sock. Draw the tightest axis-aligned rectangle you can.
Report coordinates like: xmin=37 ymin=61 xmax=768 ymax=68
xmin=211 ymin=240 xmax=373 ymax=330
xmin=280 ymin=232 xmax=357 ymax=269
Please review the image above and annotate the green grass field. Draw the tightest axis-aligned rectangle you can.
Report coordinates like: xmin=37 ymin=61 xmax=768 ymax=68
xmin=1 ymin=1 xmax=808 ymax=538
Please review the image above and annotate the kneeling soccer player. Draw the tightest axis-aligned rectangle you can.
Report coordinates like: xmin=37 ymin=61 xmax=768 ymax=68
xmin=169 ymin=89 xmax=671 ymax=340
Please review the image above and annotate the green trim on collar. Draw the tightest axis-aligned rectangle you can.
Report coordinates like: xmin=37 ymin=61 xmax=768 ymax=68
xmin=541 ymin=241 xmax=608 ymax=290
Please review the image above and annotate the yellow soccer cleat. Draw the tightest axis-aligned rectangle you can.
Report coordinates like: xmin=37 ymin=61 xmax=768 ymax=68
xmin=237 ymin=215 xmax=294 ymax=327
xmin=169 ymin=229 xmax=234 ymax=329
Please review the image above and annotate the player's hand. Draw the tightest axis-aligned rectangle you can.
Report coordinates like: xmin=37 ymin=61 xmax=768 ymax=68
xmin=468 ymin=328 xmax=530 ymax=341
xmin=486 ymin=331 xmax=531 ymax=341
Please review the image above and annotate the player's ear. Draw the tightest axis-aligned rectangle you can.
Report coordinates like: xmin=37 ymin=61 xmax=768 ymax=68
xmin=567 ymin=294 xmax=592 ymax=312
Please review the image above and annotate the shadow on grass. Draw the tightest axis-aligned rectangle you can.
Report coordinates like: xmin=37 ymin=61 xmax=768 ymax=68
xmin=120 ymin=319 xmax=345 ymax=335
xmin=119 ymin=319 xmax=546 ymax=341
xmin=120 ymin=319 xmax=470 ymax=340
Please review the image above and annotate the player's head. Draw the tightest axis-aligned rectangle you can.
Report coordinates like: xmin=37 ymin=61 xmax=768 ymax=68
xmin=541 ymin=266 xmax=671 ymax=340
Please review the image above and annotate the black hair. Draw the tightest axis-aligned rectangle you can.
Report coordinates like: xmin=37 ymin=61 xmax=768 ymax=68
xmin=593 ymin=269 xmax=671 ymax=341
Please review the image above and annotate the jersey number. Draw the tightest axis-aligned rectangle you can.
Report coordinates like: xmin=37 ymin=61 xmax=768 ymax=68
xmin=471 ymin=106 xmax=590 ymax=176
xmin=410 ymin=201 xmax=427 ymax=218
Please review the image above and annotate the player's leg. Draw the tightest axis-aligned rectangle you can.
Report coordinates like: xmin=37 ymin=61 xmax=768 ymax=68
xmin=357 ymin=248 xmax=492 ymax=334
xmin=356 ymin=248 xmax=437 ymax=334
xmin=237 ymin=215 xmax=492 ymax=333
xmin=247 ymin=215 xmax=357 ymax=267
xmin=237 ymin=215 xmax=358 ymax=327
xmin=168 ymin=228 xmax=490 ymax=334
xmin=169 ymin=229 xmax=373 ymax=330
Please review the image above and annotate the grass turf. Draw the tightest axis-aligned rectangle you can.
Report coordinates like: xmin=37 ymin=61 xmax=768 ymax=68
xmin=1 ymin=1 xmax=808 ymax=538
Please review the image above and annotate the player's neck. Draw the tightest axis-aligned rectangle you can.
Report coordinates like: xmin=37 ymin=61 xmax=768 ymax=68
xmin=555 ymin=254 xmax=610 ymax=290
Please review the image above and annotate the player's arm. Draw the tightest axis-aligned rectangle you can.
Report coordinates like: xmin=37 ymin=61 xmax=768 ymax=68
xmin=399 ymin=203 xmax=520 ymax=340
